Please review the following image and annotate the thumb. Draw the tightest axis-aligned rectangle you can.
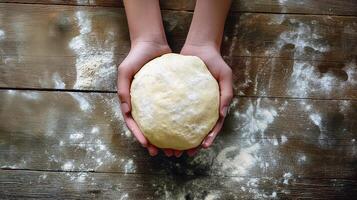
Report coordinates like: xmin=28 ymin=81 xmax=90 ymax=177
xmin=218 ymin=66 xmax=233 ymax=117
xmin=117 ymin=65 xmax=133 ymax=115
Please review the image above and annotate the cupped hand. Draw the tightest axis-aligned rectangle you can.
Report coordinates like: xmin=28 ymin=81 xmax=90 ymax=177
xmin=117 ymin=41 xmax=172 ymax=157
xmin=180 ymin=43 xmax=234 ymax=156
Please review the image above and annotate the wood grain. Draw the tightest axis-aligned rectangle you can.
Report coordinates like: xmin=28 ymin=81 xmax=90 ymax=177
xmin=0 ymin=4 xmax=356 ymax=59
xmin=1 ymin=0 xmax=357 ymax=16
xmin=1 ymin=170 xmax=356 ymax=199
xmin=0 ymin=3 xmax=356 ymax=99
xmin=1 ymin=91 xmax=356 ymax=180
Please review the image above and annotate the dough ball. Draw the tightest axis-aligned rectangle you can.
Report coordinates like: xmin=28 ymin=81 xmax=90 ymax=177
xmin=130 ymin=53 xmax=219 ymax=150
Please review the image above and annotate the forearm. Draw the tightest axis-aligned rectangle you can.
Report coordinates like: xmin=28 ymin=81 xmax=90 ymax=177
xmin=123 ymin=0 xmax=168 ymax=45
xmin=184 ymin=0 xmax=231 ymax=49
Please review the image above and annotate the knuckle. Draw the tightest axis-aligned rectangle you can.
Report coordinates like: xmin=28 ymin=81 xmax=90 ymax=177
xmin=225 ymin=66 xmax=233 ymax=74
xmin=223 ymin=92 xmax=234 ymax=101
xmin=117 ymin=91 xmax=128 ymax=101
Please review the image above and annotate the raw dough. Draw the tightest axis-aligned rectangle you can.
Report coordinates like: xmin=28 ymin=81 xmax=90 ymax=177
xmin=130 ymin=53 xmax=219 ymax=150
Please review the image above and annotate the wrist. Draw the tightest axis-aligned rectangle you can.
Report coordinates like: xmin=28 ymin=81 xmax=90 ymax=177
xmin=183 ymin=40 xmax=220 ymax=51
xmin=182 ymin=41 xmax=220 ymax=52
xmin=131 ymin=33 xmax=168 ymax=47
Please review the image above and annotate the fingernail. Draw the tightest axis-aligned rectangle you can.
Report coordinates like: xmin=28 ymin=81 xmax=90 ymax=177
xmin=121 ymin=103 xmax=130 ymax=114
xmin=222 ymin=106 xmax=228 ymax=117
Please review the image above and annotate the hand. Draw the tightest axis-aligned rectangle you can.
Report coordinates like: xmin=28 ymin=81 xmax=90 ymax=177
xmin=117 ymin=41 xmax=171 ymax=156
xmin=181 ymin=43 xmax=233 ymax=156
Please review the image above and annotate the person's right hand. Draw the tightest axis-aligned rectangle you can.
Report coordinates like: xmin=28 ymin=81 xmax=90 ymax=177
xmin=117 ymin=41 xmax=171 ymax=156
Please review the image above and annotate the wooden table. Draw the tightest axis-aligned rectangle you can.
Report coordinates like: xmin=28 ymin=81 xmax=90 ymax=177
xmin=0 ymin=0 xmax=356 ymax=199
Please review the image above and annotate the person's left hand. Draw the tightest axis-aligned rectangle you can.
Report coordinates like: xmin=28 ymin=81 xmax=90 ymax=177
xmin=180 ymin=43 xmax=233 ymax=157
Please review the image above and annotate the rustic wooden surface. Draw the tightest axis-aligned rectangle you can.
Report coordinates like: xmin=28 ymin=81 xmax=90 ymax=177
xmin=1 ymin=0 xmax=357 ymax=15
xmin=0 ymin=3 xmax=356 ymax=99
xmin=0 ymin=1 xmax=357 ymax=199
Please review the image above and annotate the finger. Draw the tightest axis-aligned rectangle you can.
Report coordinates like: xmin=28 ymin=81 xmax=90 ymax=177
xmin=187 ymin=147 xmax=199 ymax=157
xmin=202 ymin=117 xmax=225 ymax=148
xmin=124 ymin=116 xmax=148 ymax=147
xmin=163 ymin=149 xmax=174 ymax=157
xmin=174 ymin=150 xmax=183 ymax=158
xmin=147 ymin=144 xmax=159 ymax=156
xmin=218 ymin=66 xmax=233 ymax=117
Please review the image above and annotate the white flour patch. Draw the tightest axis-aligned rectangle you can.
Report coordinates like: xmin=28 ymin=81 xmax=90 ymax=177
xmin=124 ymin=159 xmax=136 ymax=173
xmin=288 ymin=61 xmax=336 ymax=96
xmin=0 ymin=29 xmax=4 ymax=40
xmin=216 ymin=143 xmax=261 ymax=176
xmin=62 ymin=161 xmax=74 ymax=171
xmin=119 ymin=193 xmax=129 ymax=200
xmin=278 ymin=0 xmax=288 ymax=4
xmin=21 ymin=91 xmax=42 ymax=100
xmin=7 ymin=90 xmax=16 ymax=95
xmin=39 ymin=174 xmax=48 ymax=180
xmin=52 ymin=72 xmax=66 ymax=89
xmin=76 ymin=172 xmax=88 ymax=182
xmin=102 ymin=96 xmax=132 ymax=138
xmin=272 ymin=20 xmax=357 ymax=98
xmin=204 ymin=192 xmax=220 ymax=200
xmin=339 ymin=100 xmax=351 ymax=113
xmin=6 ymin=90 xmax=42 ymax=101
xmin=344 ymin=60 xmax=357 ymax=86
xmin=281 ymin=135 xmax=288 ymax=144
xmin=235 ymin=98 xmax=278 ymax=139
xmin=69 ymin=11 xmax=116 ymax=90
xmin=69 ymin=92 xmax=92 ymax=111
xmin=309 ymin=113 xmax=322 ymax=129
xmin=69 ymin=132 xmax=84 ymax=140
xmin=298 ymin=154 xmax=307 ymax=163
xmin=213 ymin=97 xmax=279 ymax=196
xmin=283 ymin=172 xmax=293 ymax=185
xmin=91 ymin=126 xmax=99 ymax=134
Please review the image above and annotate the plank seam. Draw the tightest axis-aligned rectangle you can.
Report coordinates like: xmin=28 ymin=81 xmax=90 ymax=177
xmin=1 ymin=88 xmax=356 ymax=101
xmin=2 ymin=168 xmax=357 ymax=180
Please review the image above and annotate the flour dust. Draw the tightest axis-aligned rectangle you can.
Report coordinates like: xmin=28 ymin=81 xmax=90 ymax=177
xmin=69 ymin=11 xmax=116 ymax=90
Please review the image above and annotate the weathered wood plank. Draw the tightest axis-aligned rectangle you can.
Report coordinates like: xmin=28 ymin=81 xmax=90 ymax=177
xmin=1 ymin=170 xmax=357 ymax=199
xmin=0 ymin=90 xmax=356 ymax=180
xmin=0 ymin=4 xmax=356 ymax=98
xmin=2 ymin=56 xmax=356 ymax=99
xmin=0 ymin=4 xmax=356 ymax=59
xmin=1 ymin=0 xmax=357 ymax=16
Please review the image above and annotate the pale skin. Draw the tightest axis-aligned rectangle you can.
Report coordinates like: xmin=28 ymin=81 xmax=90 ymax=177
xmin=118 ymin=0 xmax=233 ymax=157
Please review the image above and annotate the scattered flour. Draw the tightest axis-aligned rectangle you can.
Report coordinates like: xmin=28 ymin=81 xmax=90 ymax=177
xmin=283 ymin=172 xmax=293 ymax=185
xmin=119 ymin=193 xmax=129 ymax=200
xmin=62 ymin=161 xmax=74 ymax=171
xmin=52 ymin=72 xmax=66 ymax=89
xmin=69 ymin=132 xmax=84 ymax=140
xmin=204 ymin=192 xmax=220 ymax=200
xmin=124 ymin=159 xmax=136 ymax=173
xmin=298 ymin=154 xmax=307 ymax=163
xmin=309 ymin=113 xmax=322 ymax=129
xmin=281 ymin=135 xmax=288 ymax=144
xmin=0 ymin=29 xmax=4 ymax=40
xmin=213 ymin=98 xmax=279 ymax=196
xmin=69 ymin=11 xmax=116 ymax=90
xmin=69 ymin=92 xmax=93 ymax=111
xmin=216 ymin=143 xmax=261 ymax=176
xmin=235 ymin=98 xmax=278 ymax=138
xmin=272 ymin=20 xmax=357 ymax=97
